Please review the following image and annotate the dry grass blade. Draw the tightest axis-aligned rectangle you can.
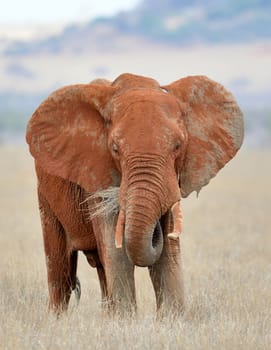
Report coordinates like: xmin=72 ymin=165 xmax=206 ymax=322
xmin=1 ymin=146 xmax=271 ymax=349
xmin=82 ymin=186 xmax=120 ymax=220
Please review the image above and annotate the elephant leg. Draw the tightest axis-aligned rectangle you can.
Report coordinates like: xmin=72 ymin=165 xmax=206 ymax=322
xmin=93 ymin=216 xmax=136 ymax=315
xmin=39 ymin=191 xmax=78 ymax=314
xmin=148 ymin=214 xmax=184 ymax=318
xmin=96 ymin=265 xmax=108 ymax=303
xmin=83 ymin=249 xmax=109 ymax=306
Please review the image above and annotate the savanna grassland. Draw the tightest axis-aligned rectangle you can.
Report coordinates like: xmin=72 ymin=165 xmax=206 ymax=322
xmin=0 ymin=145 xmax=270 ymax=349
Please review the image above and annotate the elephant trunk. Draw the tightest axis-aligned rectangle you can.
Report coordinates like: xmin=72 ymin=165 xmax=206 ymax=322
xmin=114 ymin=155 xmax=181 ymax=267
xmin=124 ymin=191 xmax=164 ymax=267
xmin=118 ymin=156 xmax=166 ymax=266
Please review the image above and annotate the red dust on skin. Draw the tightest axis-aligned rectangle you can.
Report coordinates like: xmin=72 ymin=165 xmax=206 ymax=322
xmin=26 ymin=73 xmax=244 ymax=315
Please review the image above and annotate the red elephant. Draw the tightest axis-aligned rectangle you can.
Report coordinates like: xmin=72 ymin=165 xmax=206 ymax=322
xmin=26 ymin=73 xmax=244 ymax=316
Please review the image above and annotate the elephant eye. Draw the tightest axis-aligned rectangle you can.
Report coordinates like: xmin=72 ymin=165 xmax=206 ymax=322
xmin=174 ymin=143 xmax=181 ymax=152
xmin=112 ymin=143 xmax=119 ymax=155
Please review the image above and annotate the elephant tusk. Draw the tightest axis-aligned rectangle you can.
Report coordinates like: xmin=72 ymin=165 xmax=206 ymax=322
xmin=115 ymin=209 xmax=125 ymax=248
xmin=168 ymin=200 xmax=183 ymax=240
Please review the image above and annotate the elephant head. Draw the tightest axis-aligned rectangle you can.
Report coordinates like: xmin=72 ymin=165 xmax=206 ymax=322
xmin=26 ymin=73 xmax=244 ymax=267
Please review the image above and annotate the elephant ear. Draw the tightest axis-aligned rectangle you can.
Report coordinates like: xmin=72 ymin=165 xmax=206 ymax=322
xmin=163 ymin=75 xmax=244 ymax=197
xmin=26 ymin=84 xmax=119 ymax=192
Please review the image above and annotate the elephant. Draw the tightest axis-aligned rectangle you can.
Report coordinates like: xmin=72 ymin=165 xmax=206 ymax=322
xmin=26 ymin=73 xmax=244 ymax=316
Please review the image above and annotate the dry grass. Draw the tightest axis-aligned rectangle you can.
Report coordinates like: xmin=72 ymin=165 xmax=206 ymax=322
xmin=0 ymin=145 xmax=270 ymax=349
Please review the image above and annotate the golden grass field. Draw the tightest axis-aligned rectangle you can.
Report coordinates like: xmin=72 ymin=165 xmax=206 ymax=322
xmin=1 ymin=145 xmax=271 ymax=349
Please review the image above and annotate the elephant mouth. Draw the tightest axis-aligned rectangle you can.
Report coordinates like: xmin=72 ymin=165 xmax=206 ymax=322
xmin=152 ymin=220 xmax=163 ymax=249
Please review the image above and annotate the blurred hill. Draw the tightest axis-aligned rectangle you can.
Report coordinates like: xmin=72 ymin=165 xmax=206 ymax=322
xmin=0 ymin=0 xmax=271 ymax=146
xmin=4 ymin=0 xmax=271 ymax=54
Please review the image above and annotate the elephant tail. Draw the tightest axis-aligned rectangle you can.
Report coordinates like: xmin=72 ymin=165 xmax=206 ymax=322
xmin=73 ymin=276 xmax=81 ymax=303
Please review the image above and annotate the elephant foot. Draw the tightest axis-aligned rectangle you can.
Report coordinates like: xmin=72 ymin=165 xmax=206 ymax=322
xmin=102 ymin=270 xmax=137 ymax=317
xmin=102 ymin=296 xmax=137 ymax=317
xmin=156 ymin=293 xmax=185 ymax=320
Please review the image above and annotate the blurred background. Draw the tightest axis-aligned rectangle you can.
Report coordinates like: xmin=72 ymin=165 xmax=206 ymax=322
xmin=1 ymin=3 xmax=271 ymax=347
xmin=0 ymin=0 xmax=270 ymax=147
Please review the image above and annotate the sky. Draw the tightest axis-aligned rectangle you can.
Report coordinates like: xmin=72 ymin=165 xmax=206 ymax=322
xmin=1 ymin=0 xmax=140 ymax=24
